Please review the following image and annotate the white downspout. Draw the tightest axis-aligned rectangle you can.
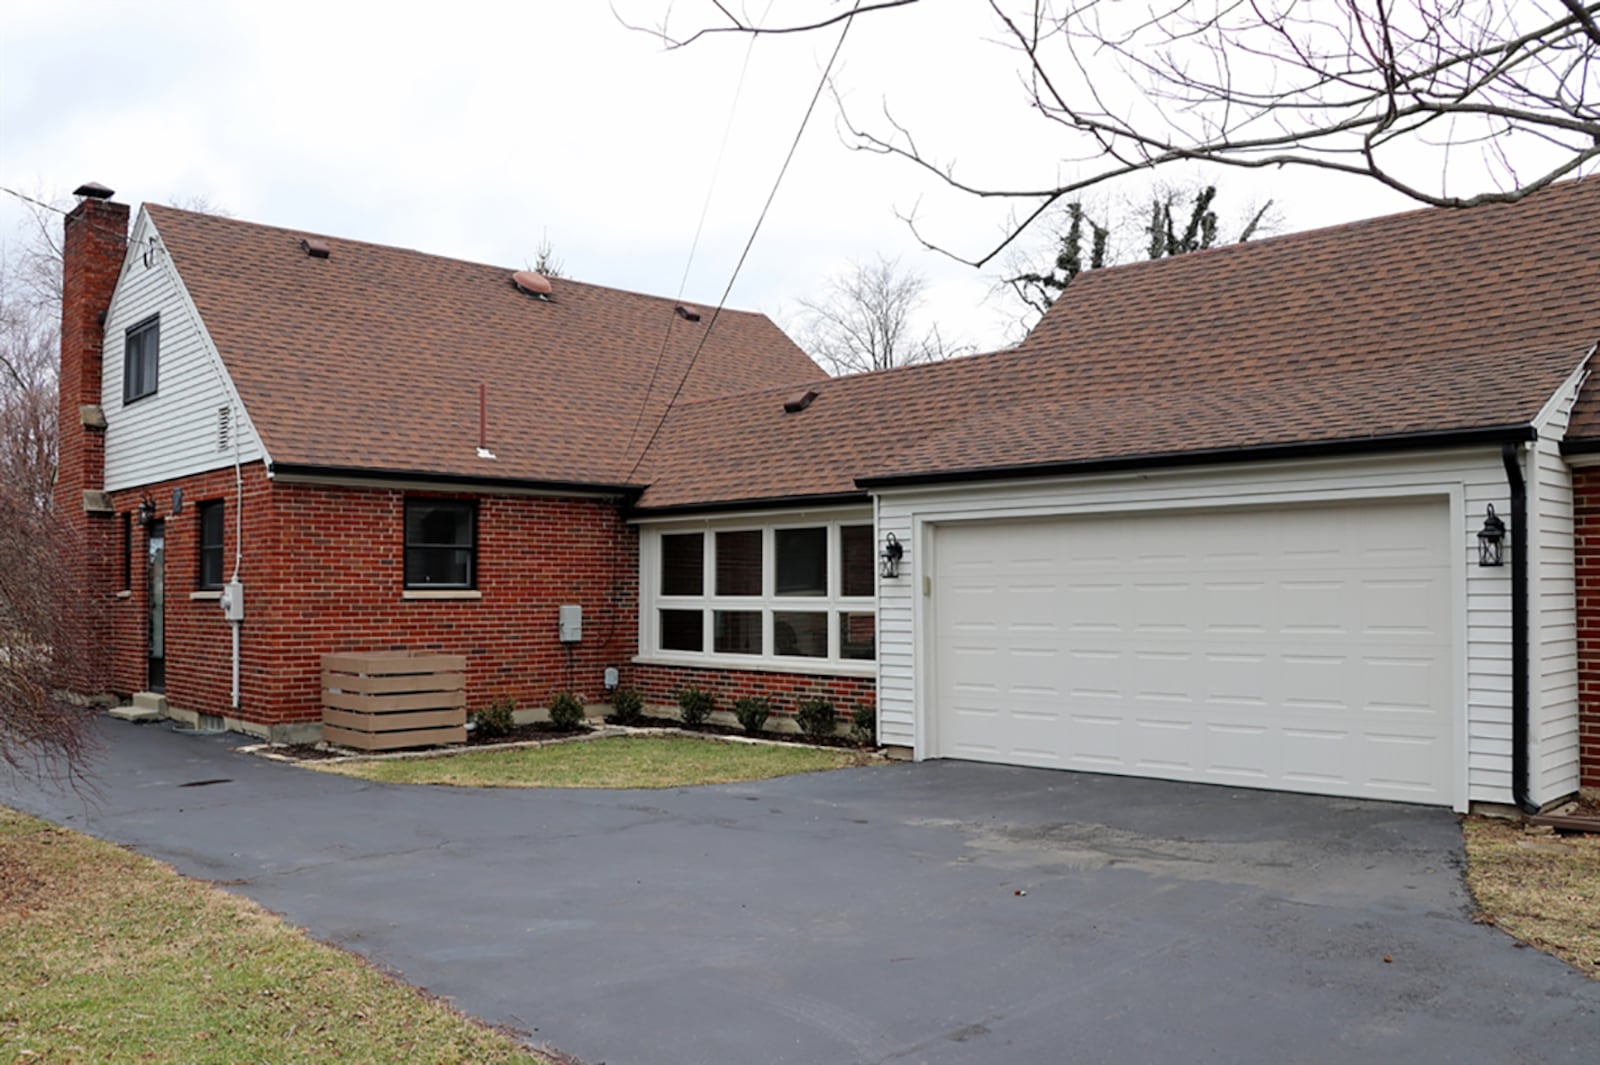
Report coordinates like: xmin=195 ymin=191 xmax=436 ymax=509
xmin=230 ymin=403 xmax=243 ymax=710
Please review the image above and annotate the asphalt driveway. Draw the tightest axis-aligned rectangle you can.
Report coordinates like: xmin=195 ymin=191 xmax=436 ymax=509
xmin=6 ymin=718 xmax=1597 ymax=1064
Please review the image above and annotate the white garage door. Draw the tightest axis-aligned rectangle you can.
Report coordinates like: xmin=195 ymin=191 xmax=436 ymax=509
xmin=931 ymin=498 xmax=1456 ymax=804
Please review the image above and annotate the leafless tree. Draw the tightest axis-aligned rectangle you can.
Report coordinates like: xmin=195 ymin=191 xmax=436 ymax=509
xmin=533 ymin=230 xmax=565 ymax=279
xmin=794 ymin=255 xmax=967 ymax=375
xmin=640 ymin=1 xmax=1599 ymax=266
xmin=1002 ymin=183 xmax=1279 ymax=326
xmin=0 ymin=205 xmax=97 ymax=784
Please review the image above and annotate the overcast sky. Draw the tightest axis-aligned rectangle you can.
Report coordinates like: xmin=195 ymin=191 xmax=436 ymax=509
xmin=0 ymin=2 xmax=1479 ymax=353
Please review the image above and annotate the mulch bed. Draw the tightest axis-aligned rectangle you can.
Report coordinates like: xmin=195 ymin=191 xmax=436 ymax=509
xmin=272 ymin=721 xmax=588 ymax=761
xmin=611 ymin=713 xmax=872 ymax=750
xmin=259 ymin=715 xmax=872 ymax=763
xmin=464 ymin=722 xmax=589 ymax=746
xmin=1530 ymin=794 xmax=1600 ymax=835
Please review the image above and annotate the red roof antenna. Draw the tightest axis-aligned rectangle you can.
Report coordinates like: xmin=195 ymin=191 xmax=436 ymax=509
xmin=476 ymin=383 xmax=496 ymax=460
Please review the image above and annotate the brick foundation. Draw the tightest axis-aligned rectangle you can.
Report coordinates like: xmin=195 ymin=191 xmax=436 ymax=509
xmin=630 ymin=663 xmax=875 ymax=722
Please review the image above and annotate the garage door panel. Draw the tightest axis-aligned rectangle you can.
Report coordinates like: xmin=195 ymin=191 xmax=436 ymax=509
xmin=932 ymin=499 xmax=1455 ymax=805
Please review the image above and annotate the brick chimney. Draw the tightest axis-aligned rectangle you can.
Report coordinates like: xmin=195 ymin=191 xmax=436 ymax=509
xmin=56 ymin=182 xmax=129 ymax=695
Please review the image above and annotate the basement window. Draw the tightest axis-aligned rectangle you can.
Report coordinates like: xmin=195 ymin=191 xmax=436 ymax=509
xmin=197 ymin=501 xmax=225 ymax=590
xmin=405 ymin=499 xmax=477 ymax=589
xmin=123 ymin=315 xmax=160 ymax=403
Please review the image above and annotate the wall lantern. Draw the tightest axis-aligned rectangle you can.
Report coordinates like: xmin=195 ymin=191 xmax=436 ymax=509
xmin=170 ymin=487 xmax=184 ymax=515
xmin=136 ymin=496 xmax=157 ymax=528
xmin=1477 ymin=504 xmax=1506 ymax=567
xmin=880 ymin=532 xmax=904 ymax=579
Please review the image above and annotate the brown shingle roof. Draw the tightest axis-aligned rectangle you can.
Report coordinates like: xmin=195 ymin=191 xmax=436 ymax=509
xmin=634 ymin=178 xmax=1600 ymax=510
xmin=146 ymin=205 xmax=824 ymax=487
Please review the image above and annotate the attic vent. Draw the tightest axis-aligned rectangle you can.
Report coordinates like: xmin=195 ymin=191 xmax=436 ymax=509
xmin=511 ymin=270 xmax=554 ymax=300
xmin=675 ymin=304 xmax=702 ymax=322
xmin=783 ymin=389 xmax=819 ymax=414
xmin=216 ymin=406 xmax=232 ymax=452
xmin=300 ymin=238 xmax=330 ymax=259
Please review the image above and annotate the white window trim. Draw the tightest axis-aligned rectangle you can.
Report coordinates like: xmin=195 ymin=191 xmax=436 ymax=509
xmin=637 ymin=512 xmax=877 ymax=674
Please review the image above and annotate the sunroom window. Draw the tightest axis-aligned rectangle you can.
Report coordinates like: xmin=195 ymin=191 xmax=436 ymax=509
xmin=647 ymin=520 xmax=876 ymax=668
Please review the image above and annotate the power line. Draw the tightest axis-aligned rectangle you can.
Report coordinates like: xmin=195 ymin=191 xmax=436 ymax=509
xmin=620 ymin=0 xmax=775 ymax=471
xmin=0 ymin=185 xmax=66 ymax=215
xmin=624 ymin=3 xmax=859 ymax=482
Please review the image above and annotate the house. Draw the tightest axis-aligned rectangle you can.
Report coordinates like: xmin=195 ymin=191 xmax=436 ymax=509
xmin=57 ymin=178 xmax=1600 ymax=814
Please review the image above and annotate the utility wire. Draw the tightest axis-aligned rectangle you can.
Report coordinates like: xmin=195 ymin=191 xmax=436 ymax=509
xmin=0 ymin=185 xmax=66 ymax=214
xmin=624 ymin=3 xmax=859 ymax=482
xmin=620 ymin=0 xmax=775 ymax=470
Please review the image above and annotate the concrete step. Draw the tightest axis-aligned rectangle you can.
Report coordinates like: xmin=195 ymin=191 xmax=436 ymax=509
xmin=108 ymin=692 xmax=167 ymax=722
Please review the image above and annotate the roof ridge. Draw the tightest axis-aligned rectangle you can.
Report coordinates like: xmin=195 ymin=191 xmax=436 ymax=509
xmin=143 ymin=202 xmax=772 ymax=319
xmin=1049 ymin=174 xmax=1597 ymax=288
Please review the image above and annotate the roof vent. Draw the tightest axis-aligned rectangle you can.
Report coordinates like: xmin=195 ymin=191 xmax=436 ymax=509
xmin=675 ymin=304 xmax=702 ymax=323
xmin=300 ymin=238 xmax=330 ymax=259
xmin=73 ymin=182 xmax=115 ymax=200
xmin=783 ymin=389 xmax=819 ymax=414
xmin=511 ymin=270 xmax=554 ymax=300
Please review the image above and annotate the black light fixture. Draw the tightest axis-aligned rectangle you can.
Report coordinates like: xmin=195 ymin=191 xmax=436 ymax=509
xmin=136 ymin=496 xmax=157 ymax=528
xmin=1477 ymin=504 xmax=1506 ymax=567
xmin=171 ymin=487 xmax=183 ymax=515
xmin=879 ymin=532 xmax=903 ymax=579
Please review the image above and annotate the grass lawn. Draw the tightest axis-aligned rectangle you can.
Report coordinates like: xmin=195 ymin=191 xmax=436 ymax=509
xmin=1463 ymin=817 xmax=1600 ymax=978
xmin=0 ymin=807 xmax=550 ymax=1063
xmin=317 ymin=734 xmax=874 ymax=788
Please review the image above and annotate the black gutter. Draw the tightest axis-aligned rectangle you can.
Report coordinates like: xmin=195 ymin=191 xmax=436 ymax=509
xmin=267 ymin=462 xmax=643 ymax=501
xmin=857 ymin=424 xmax=1539 ymax=490
xmin=1558 ymin=436 xmax=1600 ymax=456
xmin=628 ymin=491 xmax=871 ymax=519
xmin=1503 ymin=443 xmax=1537 ymax=815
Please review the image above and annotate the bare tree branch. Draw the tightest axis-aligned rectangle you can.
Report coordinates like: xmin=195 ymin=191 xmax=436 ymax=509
xmin=648 ymin=1 xmax=1600 ymax=264
xmin=794 ymin=255 xmax=970 ymax=375
xmin=618 ymin=0 xmax=918 ymax=49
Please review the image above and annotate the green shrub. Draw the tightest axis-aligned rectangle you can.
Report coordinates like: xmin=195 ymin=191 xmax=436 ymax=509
xmin=473 ymin=698 xmax=515 ymax=740
xmin=677 ymin=685 xmax=714 ymax=728
xmin=609 ymin=685 xmax=645 ymax=725
xmin=849 ymin=704 xmax=876 ymax=746
xmin=795 ymin=697 xmax=837 ymax=739
xmin=548 ymin=691 xmax=585 ymax=730
xmin=732 ymin=696 xmax=770 ymax=735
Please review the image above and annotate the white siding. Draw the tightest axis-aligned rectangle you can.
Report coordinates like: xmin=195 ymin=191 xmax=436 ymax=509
xmin=1530 ymin=362 xmax=1588 ymax=803
xmin=102 ymin=209 xmax=265 ymax=492
xmin=874 ymin=448 xmax=1534 ymax=809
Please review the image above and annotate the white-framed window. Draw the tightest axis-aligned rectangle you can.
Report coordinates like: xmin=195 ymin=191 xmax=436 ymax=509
xmin=640 ymin=513 xmax=876 ymax=674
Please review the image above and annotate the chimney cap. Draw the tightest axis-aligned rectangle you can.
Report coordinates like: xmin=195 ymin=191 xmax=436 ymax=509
xmin=72 ymin=182 xmax=115 ymax=200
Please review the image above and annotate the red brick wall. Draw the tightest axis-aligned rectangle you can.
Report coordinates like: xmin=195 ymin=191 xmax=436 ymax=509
xmin=104 ymin=467 xmax=270 ymax=708
xmin=95 ymin=461 xmax=879 ymax=736
xmin=1576 ymin=467 xmax=1600 ymax=789
xmin=630 ymin=663 xmax=875 ymax=722
xmin=103 ymin=465 xmax=640 ymax=729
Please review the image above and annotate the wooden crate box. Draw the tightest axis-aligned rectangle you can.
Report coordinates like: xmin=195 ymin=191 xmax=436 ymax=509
xmin=321 ymin=652 xmax=467 ymax=751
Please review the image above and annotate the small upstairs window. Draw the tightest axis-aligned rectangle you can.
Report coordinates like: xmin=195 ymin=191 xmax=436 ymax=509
xmin=123 ymin=315 xmax=160 ymax=403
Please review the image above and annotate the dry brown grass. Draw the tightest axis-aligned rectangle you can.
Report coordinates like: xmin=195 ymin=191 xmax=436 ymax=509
xmin=0 ymin=806 xmax=551 ymax=1062
xmin=1462 ymin=817 xmax=1600 ymax=978
xmin=318 ymin=733 xmax=875 ymax=788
